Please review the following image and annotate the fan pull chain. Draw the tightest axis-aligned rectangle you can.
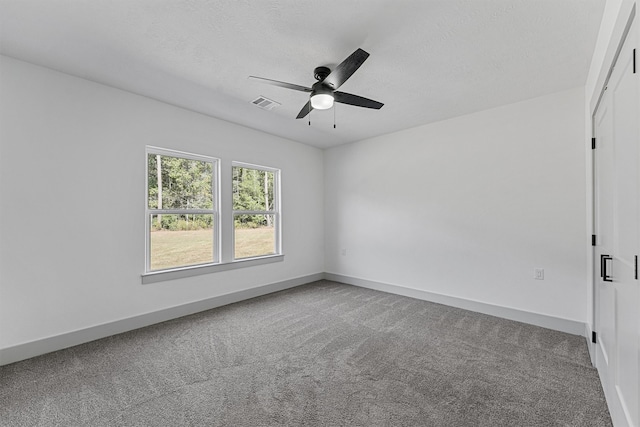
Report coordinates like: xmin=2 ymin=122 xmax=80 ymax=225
xmin=308 ymin=102 xmax=311 ymax=126
xmin=333 ymin=104 xmax=336 ymax=129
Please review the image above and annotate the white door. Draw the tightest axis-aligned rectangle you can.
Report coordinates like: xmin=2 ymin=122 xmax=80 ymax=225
xmin=594 ymin=18 xmax=639 ymax=427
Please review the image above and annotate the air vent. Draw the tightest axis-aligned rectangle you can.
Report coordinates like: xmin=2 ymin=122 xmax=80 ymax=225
xmin=251 ymin=96 xmax=280 ymax=111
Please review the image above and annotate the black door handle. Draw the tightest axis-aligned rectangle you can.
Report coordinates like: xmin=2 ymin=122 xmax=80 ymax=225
xmin=602 ymin=255 xmax=613 ymax=282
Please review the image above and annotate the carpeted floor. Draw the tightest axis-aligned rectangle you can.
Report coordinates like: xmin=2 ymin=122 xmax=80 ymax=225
xmin=1 ymin=280 xmax=611 ymax=426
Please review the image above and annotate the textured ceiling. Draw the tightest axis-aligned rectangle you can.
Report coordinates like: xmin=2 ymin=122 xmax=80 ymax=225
xmin=0 ymin=0 xmax=604 ymax=149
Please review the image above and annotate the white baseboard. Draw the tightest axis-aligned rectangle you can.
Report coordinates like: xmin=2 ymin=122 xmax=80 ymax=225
xmin=0 ymin=273 xmax=324 ymax=366
xmin=325 ymin=273 xmax=587 ymax=337
xmin=1 ymin=272 xmax=589 ymax=366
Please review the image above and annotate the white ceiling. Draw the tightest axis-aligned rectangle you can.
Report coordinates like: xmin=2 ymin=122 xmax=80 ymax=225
xmin=0 ymin=0 xmax=604 ymax=149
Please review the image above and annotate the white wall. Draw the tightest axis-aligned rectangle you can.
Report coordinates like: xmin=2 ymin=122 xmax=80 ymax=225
xmin=0 ymin=56 xmax=324 ymax=351
xmin=325 ymin=87 xmax=587 ymax=322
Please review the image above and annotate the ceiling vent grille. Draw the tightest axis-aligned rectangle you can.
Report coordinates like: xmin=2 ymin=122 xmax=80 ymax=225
xmin=251 ymin=96 xmax=280 ymax=111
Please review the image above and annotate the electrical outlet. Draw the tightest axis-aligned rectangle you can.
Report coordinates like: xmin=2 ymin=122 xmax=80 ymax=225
xmin=534 ymin=268 xmax=544 ymax=280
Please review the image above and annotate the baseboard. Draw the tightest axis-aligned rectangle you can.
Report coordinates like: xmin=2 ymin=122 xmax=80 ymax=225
xmin=325 ymin=273 xmax=587 ymax=337
xmin=0 ymin=273 xmax=324 ymax=366
xmin=1 ymin=271 xmax=588 ymax=366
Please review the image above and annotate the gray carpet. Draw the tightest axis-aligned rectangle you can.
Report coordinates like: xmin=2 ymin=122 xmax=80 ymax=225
xmin=1 ymin=280 xmax=611 ymax=426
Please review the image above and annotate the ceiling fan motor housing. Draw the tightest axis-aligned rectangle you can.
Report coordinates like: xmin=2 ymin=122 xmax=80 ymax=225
xmin=312 ymin=67 xmax=333 ymax=100
xmin=314 ymin=66 xmax=331 ymax=81
xmin=311 ymin=81 xmax=333 ymax=96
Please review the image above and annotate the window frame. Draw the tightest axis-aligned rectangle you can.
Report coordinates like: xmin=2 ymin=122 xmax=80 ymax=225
xmin=232 ymin=161 xmax=282 ymax=261
xmin=144 ymin=146 xmax=220 ymax=274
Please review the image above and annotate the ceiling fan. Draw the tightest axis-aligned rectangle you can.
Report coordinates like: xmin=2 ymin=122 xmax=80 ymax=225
xmin=249 ymin=48 xmax=384 ymax=119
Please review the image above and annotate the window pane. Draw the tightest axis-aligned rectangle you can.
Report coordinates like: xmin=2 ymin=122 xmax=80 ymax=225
xmin=234 ymin=214 xmax=275 ymax=259
xmin=233 ymin=166 xmax=274 ymax=211
xmin=148 ymin=154 xmax=213 ymax=210
xmin=149 ymin=214 xmax=215 ymax=271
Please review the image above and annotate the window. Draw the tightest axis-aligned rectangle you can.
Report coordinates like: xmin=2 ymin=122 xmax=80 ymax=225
xmin=146 ymin=147 xmax=218 ymax=272
xmin=233 ymin=163 xmax=280 ymax=259
xmin=143 ymin=150 xmax=282 ymax=283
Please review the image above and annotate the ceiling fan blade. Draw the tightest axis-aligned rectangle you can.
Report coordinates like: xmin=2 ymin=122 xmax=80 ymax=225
xmin=248 ymin=76 xmax=312 ymax=92
xmin=322 ymin=48 xmax=370 ymax=90
xmin=296 ymin=100 xmax=313 ymax=119
xmin=334 ymin=91 xmax=384 ymax=109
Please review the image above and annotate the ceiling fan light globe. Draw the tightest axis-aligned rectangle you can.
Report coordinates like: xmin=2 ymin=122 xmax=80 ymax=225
xmin=310 ymin=93 xmax=334 ymax=110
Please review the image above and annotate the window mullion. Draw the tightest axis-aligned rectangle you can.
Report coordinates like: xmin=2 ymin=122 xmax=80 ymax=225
xmin=149 ymin=209 xmax=215 ymax=215
xmin=232 ymin=210 xmax=275 ymax=215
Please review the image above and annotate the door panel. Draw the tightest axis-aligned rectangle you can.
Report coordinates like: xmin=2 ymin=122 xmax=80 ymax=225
xmin=594 ymin=18 xmax=639 ymax=427
xmin=595 ymin=81 xmax=616 ymax=412
xmin=611 ymin=29 xmax=639 ymax=425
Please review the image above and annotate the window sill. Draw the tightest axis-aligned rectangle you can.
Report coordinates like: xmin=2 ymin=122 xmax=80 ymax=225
xmin=141 ymin=255 xmax=284 ymax=284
